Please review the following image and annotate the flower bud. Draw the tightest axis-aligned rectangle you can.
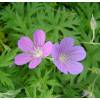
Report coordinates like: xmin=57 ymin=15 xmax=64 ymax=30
xmin=90 ymin=15 xmax=96 ymax=31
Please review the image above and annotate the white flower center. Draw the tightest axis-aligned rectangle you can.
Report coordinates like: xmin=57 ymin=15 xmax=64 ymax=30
xmin=59 ymin=53 xmax=70 ymax=63
xmin=59 ymin=53 xmax=67 ymax=63
xmin=33 ymin=48 xmax=43 ymax=57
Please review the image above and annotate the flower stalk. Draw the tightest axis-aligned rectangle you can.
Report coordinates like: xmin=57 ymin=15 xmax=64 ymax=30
xmin=82 ymin=15 xmax=100 ymax=45
xmin=90 ymin=14 xmax=96 ymax=43
xmin=91 ymin=29 xmax=95 ymax=43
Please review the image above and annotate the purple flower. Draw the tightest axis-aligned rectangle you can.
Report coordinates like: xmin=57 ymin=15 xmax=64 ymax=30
xmin=51 ymin=37 xmax=86 ymax=75
xmin=14 ymin=29 xmax=52 ymax=69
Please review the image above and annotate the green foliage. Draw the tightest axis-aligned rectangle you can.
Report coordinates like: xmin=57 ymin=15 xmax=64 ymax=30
xmin=0 ymin=49 xmax=18 ymax=67
xmin=0 ymin=71 xmax=14 ymax=89
xmin=0 ymin=89 xmax=21 ymax=98
xmin=0 ymin=2 xmax=100 ymax=98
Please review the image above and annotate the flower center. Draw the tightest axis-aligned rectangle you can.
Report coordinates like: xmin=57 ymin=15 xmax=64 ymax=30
xmin=33 ymin=48 xmax=43 ymax=57
xmin=59 ymin=53 xmax=67 ymax=63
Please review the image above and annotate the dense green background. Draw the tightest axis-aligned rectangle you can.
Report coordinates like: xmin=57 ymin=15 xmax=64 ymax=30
xmin=0 ymin=2 xmax=100 ymax=98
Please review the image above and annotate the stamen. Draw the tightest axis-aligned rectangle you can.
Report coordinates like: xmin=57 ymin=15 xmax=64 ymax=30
xmin=59 ymin=53 xmax=66 ymax=63
xmin=59 ymin=54 xmax=69 ymax=63
xmin=33 ymin=48 xmax=43 ymax=57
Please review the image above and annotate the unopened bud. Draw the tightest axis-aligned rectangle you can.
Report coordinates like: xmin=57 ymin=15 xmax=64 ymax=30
xmin=90 ymin=15 xmax=96 ymax=31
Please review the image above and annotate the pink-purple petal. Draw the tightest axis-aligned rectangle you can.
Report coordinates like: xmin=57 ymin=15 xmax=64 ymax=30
xmin=67 ymin=61 xmax=83 ymax=75
xmin=33 ymin=29 xmax=45 ymax=47
xmin=53 ymin=59 xmax=68 ymax=74
xmin=51 ymin=37 xmax=86 ymax=75
xmin=14 ymin=53 xmax=32 ymax=65
xmin=18 ymin=36 xmax=34 ymax=52
xmin=60 ymin=37 xmax=74 ymax=48
xmin=70 ymin=46 xmax=86 ymax=61
xmin=42 ymin=41 xmax=53 ymax=57
xmin=52 ymin=44 xmax=61 ymax=59
xmin=29 ymin=58 xmax=41 ymax=69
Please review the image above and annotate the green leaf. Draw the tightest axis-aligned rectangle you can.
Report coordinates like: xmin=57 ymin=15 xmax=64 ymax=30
xmin=0 ymin=49 xmax=18 ymax=67
xmin=0 ymin=89 xmax=21 ymax=98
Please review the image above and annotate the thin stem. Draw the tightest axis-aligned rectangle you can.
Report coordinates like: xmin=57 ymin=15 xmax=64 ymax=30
xmin=46 ymin=57 xmax=53 ymax=61
xmin=88 ymin=68 xmax=100 ymax=95
xmin=81 ymin=41 xmax=100 ymax=45
xmin=91 ymin=73 xmax=100 ymax=93
xmin=91 ymin=29 xmax=95 ymax=43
